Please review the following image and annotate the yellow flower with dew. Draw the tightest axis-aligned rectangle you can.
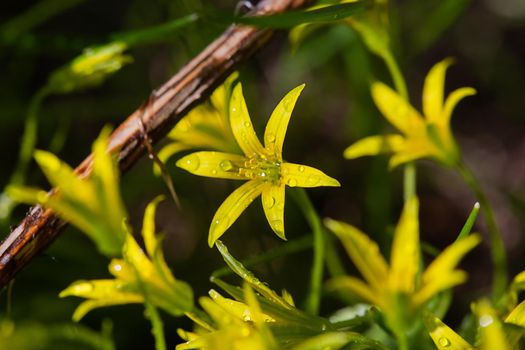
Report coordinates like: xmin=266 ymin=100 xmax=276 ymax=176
xmin=344 ymin=59 xmax=476 ymax=168
xmin=60 ymin=196 xmax=193 ymax=321
xmin=177 ymin=82 xmax=340 ymax=246
xmin=325 ymin=197 xmax=480 ymax=338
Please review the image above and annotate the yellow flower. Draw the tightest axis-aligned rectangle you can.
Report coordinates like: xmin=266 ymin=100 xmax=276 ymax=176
xmin=59 ymin=196 xmax=193 ymax=321
xmin=344 ymin=59 xmax=476 ymax=168
xmin=177 ymin=83 xmax=340 ymax=246
xmin=325 ymin=197 xmax=480 ymax=336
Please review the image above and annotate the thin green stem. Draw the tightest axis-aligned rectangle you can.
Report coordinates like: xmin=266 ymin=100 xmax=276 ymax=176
xmin=144 ymin=301 xmax=167 ymax=350
xmin=457 ymin=162 xmax=507 ymax=301
xmin=291 ymin=188 xmax=324 ymax=315
xmin=382 ymin=51 xmax=417 ymax=203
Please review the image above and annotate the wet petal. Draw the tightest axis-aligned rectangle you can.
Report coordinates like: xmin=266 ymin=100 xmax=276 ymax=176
xmin=264 ymin=84 xmax=305 ymax=158
xmin=344 ymin=134 xmax=405 ymax=159
xmin=423 ymin=58 xmax=453 ymax=123
xmin=208 ymin=181 xmax=266 ymax=247
xmin=176 ymin=152 xmax=247 ymax=180
xmin=371 ymin=82 xmax=425 ymax=134
xmin=423 ymin=312 xmax=473 ymax=350
xmin=325 ymin=218 xmax=388 ymax=290
xmin=261 ymin=184 xmax=286 ymax=240
xmin=229 ymin=83 xmax=266 ymax=157
xmin=389 ymin=197 xmax=420 ymax=293
xmin=442 ymin=87 xmax=476 ymax=126
xmin=280 ymin=162 xmax=340 ymax=188
xmin=476 ymin=300 xmax=511 ymax=350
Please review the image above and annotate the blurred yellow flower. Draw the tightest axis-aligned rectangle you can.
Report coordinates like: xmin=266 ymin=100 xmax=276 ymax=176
xmin=177 ymin=83 xmax=340 ymax=246
xmin=344 ymin=59 xmax=476 ymax=168
xmin=325 ymin=197 xmax=480 ymax=337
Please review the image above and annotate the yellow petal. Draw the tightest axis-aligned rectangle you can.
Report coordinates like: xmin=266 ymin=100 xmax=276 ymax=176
xmin=261 ymin=184 xmax=286 ymax=240
xmin=389 ymin=197 xmax=419 ymax=293
xmin=475 ymin=299 xmax=511 ymax=350
xmin=414 ymin=271 xmax=467 ymax=307
xmin=416 ymin=234 xmax=480 ymax=305
xmin=371 ymin=82 xmax=425 ymax=135
xmin=442 ymin=87 xmax=476 ymax=126
xmin=324 ymin=218 xmax=389 ymax=290
xmin=208 ymin=181 xmax=266 ymax=247
xmin=280 ymin=162 xmax=340 ymax=188
xmin=506 ymin=300 xmax=525 ymax=327
xmin=423 ymin=58 xmax=453 ymax=123
xmin=343 ymin=134 xmax=405 ymax=159
xmin=326 ymin=276 xmax=382 ymax=307
xmin=142 ymin=195 xmax=165 ymax=257
xmin=264 ymin=84 xmax=305 ymax=157
xmin=176 ymin=151 xmax=247 ymax=180
xmin=230 ymin=83 xmax=266 ymax=157
xmin=210 ymin=71 xmax=239 ymax=116
xmin=423 ymin=312 xmax=473 ymax=350
xmin=388 ymin=145 xmax=433 ymax=168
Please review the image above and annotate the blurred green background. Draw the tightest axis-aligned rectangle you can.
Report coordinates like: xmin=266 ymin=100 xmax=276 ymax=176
xmin=1 ymin=0 xmax=525 ymax=348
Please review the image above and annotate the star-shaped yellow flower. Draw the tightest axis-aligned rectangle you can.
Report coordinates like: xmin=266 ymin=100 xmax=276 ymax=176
xmin=177 ymin=83 xmax=340 ymax=247
xmin=325 ymin=197 xmax=480 ymax=339
xmin=344 ymin=58 xmax=476 ymax=168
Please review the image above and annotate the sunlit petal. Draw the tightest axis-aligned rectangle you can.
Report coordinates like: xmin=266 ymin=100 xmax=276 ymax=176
xmin=176 ymin=151 xmax=247 ymax=180
xmin=281 ymin=163 xmax=340 ymax=188
xmin=506 ymin=300 xmax=525 ymax=327
xmin=371 ymin=82 xmax=425 ymax=134
xmin=423 ymin=58 xmax=453 ymax=123
xmin=264 ymin=84 xmax=305 ymax=158
xmin=475 ymin=300 xmax=511 ymax=350
xmin=414 ymin=271 xmax=467 ymax=307
xmin=209 ymin=181 xmax=266 ymax=247
xmin=442 ymin=87 xmax=476 ymax=126
xmin=344 ymin=134 xmax=405 ymax=159
xmin=230 ymin=83 xmax=266 ymax=157
xmin=389 ymin=197 xmax=419 ymax=293
xmin=261 ymin=184 xmax=286 ymax=240
xmin=325 ymin=218 xmax=388 ymax=289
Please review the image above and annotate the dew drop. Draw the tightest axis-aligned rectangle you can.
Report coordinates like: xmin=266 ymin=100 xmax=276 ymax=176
xmin=184 ymin=154 xmax=200 ymax=171
xmin=242 ymin=310 xmax=252 ymax=322
xmin=259 ymin=171 xmax=267 ymax=178
xmin=287 ymin=178 xmax=298 ymax=187
xmin=283 ymin=97 xmax=293 ymax=112
xmin=112 ymin=263 xmax=122 ymax=272
xmin=438 ymin=337 xmax=451 ymax=347
xmin=213 ymin=217 xmax=230 ymax=234
xmin=244 ymin=121 xmax=251 ymax=128
xmin=272 ymin=220 xmax=284 ymax=233
xmin=232 ymin=107 xmax=237 ymax=112
xmin=266 ymin=133 xmax=276 ymax=143
xmin=479 ymin=315 xmax=493 ymax=327
xmin=298 ymin=165 xmax=305 ymax=172
xmin=219 ymin=160 xmax=233 ymax=171
xmin=307 ymin=176 xmax=319 ymax=186
xmin=148 ymin=154 xmax=154 ymax=160
xmin=263 ymin=196 xmax=275 ymax=209
xmin=211 ymin=169 xmax=217 ymax=175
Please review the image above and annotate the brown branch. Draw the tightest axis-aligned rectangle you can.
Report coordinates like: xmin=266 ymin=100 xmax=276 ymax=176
xmin=0 ymin=0 xmax=309 ymax=289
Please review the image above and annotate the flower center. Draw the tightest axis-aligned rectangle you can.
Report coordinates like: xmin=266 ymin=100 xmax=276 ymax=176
xmin=237 ymin=155 xmax=281 ymax=183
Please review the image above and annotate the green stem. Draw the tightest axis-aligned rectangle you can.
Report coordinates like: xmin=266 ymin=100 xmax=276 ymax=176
xmin=291 ymin=188 xmax=325 ymax=315
xmin=382 ymin=51 xmax=417 ymax=203
xmin=456 ymin=162 xmax=507 ymax=301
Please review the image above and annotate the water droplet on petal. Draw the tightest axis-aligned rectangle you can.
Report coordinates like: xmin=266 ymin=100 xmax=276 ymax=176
xmin=211 ymin=169 xmax=217 ymax=175
xmin=232 ymin=107 xmax=237 ymax=112
xmin=307 ymin=176 xmax=319 ymax=186
xmin=272 ymin=220 xmax=284 ymax=233
xmin=212 ymin=217 xmax=230 ymax=235
xmin=287 ymin=178 xmax=298 ymax=187
xmin=298 ymin=165 xmax=305 ymax=172
xmin=242 ymin=310 xmax=252 ymax=322
xmin=219 ymin=160 xmax=233 ymax=171
xmin=266 ymin=133 xmax=276 ymax=143
xmin=112 ymin=263 xmax=122 ymax=272
xmin=263 ymin=196 xmax=275 ymax=209
xmin=244 ymin=121 xmax=251 ymax=128
xmin=479 ymin=315 xmax=493 ymax=327
xmin=184 ymin=154 xmax=200 ymax=171
xmin=283 ymin=98 xmax=293 ymax=112
xmin=438 ymin=337 xmax=451 ymax=347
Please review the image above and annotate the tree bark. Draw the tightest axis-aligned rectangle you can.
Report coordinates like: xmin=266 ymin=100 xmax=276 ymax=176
xmin=0 ymin=0 xmax=309 ymax=289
